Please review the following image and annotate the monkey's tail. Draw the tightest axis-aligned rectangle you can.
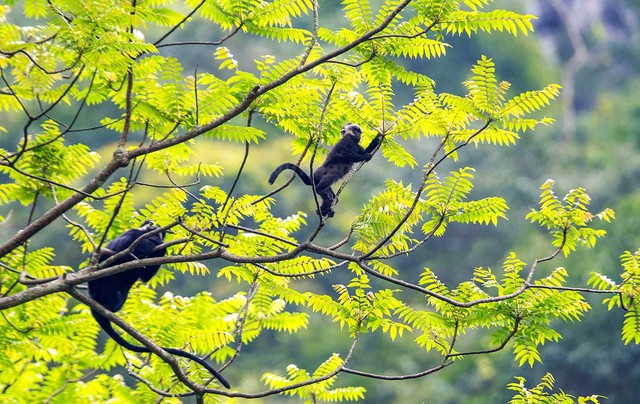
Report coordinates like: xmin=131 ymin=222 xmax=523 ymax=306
xmin=92 ymin=310 xmax=231 ymax=389
xmin=268 ymin=163 xmax=312 ymax=186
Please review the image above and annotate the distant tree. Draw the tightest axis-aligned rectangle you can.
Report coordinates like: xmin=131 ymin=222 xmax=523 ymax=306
xmin=0 ymin=1 xmax=636 ymax=403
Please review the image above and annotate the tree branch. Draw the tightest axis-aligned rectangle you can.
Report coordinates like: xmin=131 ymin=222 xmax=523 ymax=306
xmin=0 ymin=0 xmax=415 ymax=260
xmin=68 ymin=288 xmax=206 ymax=395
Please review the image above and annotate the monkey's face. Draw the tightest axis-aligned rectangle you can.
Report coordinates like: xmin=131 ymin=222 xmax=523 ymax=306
xmin=341 ymin=123 xmax=362 ymax=142
xmin=136 ymin=220 xmax=165 ymax=242
xmin=138 ymin=220 xmax=157 ymax=232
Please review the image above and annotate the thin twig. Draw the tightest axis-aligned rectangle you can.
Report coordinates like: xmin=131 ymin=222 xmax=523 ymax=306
xmin=361 ymin=120 xmax=492 ymax=259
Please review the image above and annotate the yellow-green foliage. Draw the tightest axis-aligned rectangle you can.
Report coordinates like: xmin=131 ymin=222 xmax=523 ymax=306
xmin=0 ymin=0 xmax=630 ymax=403
xmin=508 ymin=373 xmax=603 ymax=403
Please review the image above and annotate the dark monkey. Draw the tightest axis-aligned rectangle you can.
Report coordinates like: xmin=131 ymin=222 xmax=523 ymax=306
xmin=88 ymin=221 xmax=230 ymax=389
xmin=268 ymin=123 xmax=383 ymax=217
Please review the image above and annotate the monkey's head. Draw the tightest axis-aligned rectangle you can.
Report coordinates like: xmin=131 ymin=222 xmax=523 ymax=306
xmin=137 ymin=220 xmax=166 ymax=242
xmin=138 ymin=220 xmax=158 ymax=232
xmin=341 ymin=123 xmax=362 ymax=142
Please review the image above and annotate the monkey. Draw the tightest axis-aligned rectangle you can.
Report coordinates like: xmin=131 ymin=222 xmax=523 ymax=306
xmin=268 ymin=123 xmax=383 ymax=217
xmin=87 ymin=221 xmax=231 ymax=389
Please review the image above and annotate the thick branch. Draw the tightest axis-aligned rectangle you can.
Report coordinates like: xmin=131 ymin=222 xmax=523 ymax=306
xmin=0 ymin=0 xmax=414 ymax=260
xmin=0 ymin=157 xmax=128 ymax=258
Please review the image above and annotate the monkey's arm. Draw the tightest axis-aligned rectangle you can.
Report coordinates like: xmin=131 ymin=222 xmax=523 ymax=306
xmin=139 ymin=245 xmax=166 ymax=282
xmin=364 ymin=133 xmax=384 ymax=154
xmin=329 ymin=137 xmax=375 ymax=162
xmin=336 ymin=133 xmax=383 ymax=161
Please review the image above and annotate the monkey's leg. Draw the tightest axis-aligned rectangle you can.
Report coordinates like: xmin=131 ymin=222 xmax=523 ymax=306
xmin=317 ymin=188 xmax=336 ymax=217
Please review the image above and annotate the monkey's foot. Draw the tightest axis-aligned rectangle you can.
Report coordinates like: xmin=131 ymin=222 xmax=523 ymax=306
xmin=317 ymin=208 xmax=335 ymax=218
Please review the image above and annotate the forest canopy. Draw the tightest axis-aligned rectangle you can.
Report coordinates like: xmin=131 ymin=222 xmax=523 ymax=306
xmin=0 ymin=1 xmax=638 ymax=403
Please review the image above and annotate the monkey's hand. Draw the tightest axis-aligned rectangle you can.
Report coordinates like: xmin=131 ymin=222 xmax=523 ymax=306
xmin=364 ymin=133 xmax=384 ymax=154
xmin=360 ymin=152 xmax=373 ymax=162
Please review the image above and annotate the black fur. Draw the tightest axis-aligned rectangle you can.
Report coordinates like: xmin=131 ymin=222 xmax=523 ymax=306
xmin=88 ymin=221 xmax=230 ymax=389
xmin=269 ymin=123 xmax=382 ymax=217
